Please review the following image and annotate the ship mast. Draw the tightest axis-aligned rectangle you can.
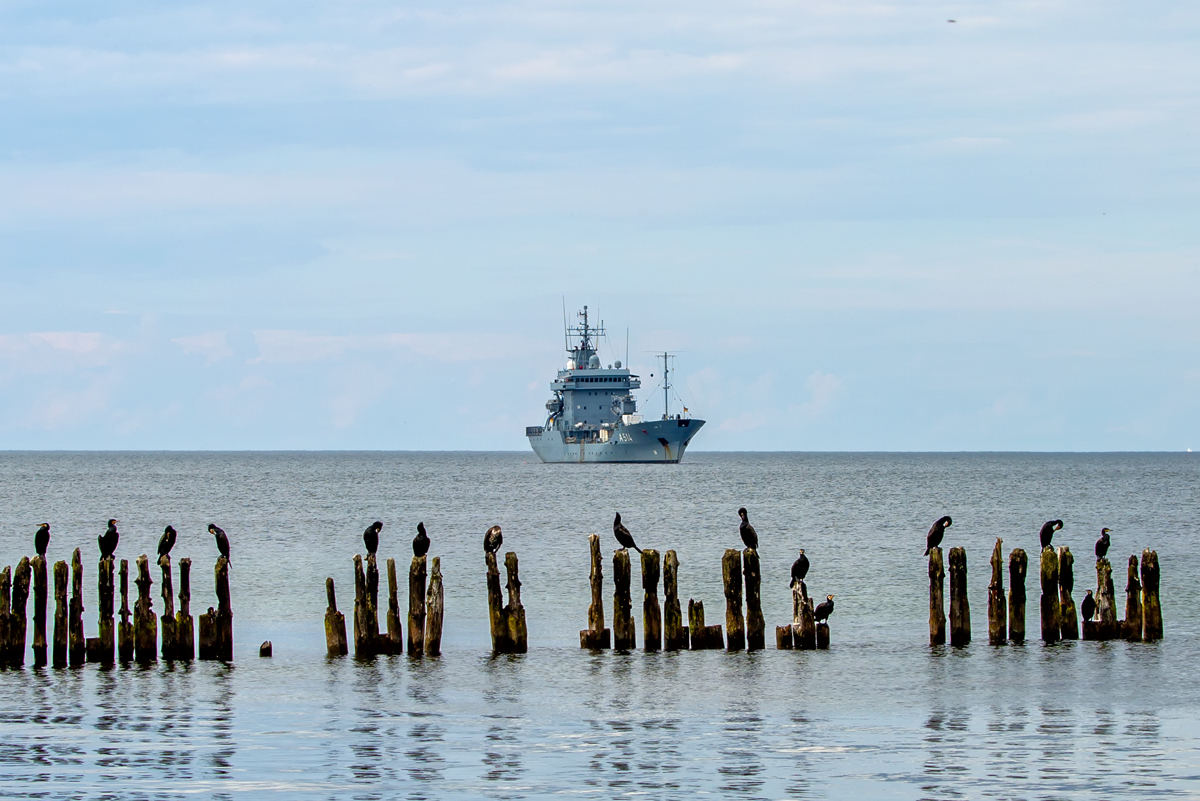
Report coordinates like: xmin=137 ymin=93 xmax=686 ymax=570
xmin=659 ymin=352 xmax=674 ymax=419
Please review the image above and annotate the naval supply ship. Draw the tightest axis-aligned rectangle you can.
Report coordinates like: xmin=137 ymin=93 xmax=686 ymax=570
xmin=526 ymin=306 xmax=704 ymax=463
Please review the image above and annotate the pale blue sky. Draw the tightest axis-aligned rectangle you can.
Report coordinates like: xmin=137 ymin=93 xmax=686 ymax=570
xmin=1 ymin=0 xmax=1198 ymax=450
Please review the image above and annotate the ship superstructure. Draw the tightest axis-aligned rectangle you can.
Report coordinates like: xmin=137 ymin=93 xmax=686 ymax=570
xmin=526 ymin=306 xmax=704 ymax=463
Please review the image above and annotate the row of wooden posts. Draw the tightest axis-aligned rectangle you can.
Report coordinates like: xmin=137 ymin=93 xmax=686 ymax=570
xmin=0 ymin=550 xmax=232 ymax=667
xmin=324 ymin=553 xmax=448 ymax=657
xmin=929 ymin=543 xmax=1163 ymax=646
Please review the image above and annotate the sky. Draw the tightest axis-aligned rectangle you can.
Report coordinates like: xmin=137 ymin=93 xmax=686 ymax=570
xmin=1 ymin=0 xmax=1198 ymax=451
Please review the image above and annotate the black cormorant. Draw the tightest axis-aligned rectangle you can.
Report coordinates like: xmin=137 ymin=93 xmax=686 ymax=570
xmin=413 ymin=522 xmax=430 ymax=557
xmin=814 ymin=594 xmax=835 ymax=623
xmin=209 ymin=524 xmax=231 ymax=564
xmin=738 ymin=508 xmax=758 ymax=551
xmin=363 ymin=521 xmax=382 ymax=556
xmin=790 ymin=550 xmax=810 ymax=587
xmin=613 ymin=513 xmax=642 ymax=554
xmin=924 ymin=516 xmax=952 ymax=556
xmin=484 ymin=525 xmax=503 ymax=554
xmin=157 ymin=525 xmax=177 ymax=558
xmin=99 ymin=519 xmax=120 ymax=559
xmin=1081 ymin=589 xmax=1095 ymax=622
xmin=1095 ymin=528 xmax=1111 ymax=559
xmin=1039 ymin=519 xmax=1063 ymax=550
xmin=34 ymin=523 xmax=50 ymax=557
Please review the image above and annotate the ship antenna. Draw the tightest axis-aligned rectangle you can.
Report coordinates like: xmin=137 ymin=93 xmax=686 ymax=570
xmin=661 ymin=352 xmax=671 ymax=420
xmin=626 ymin=328 xmax=629 ymax=368
xmin=562 ymin=297 xmax=569 ymax=357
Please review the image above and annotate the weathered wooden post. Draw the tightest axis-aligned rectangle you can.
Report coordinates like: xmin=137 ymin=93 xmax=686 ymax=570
xmin=687 ymin=599 xmax=722 ymax=649
xmin=743 ymin=548 xmax=765 ymax=651
xmin=159 ymin=555 xmax=176 ymax=660
xmin=722 ymin=549 xmax=745 ymax=651
xmin=1008 ymin=549 xmax=1027 ymax=644
xmin=0 ymin=566 xmax=11 ymax=666
xmin=504 ymin=552 xmax=527 ymax=653
xmin=1141 ymin=549 xmax=1161 ymax=641
xmin=776 ymin=622 xmax=794 ymax=649
xmin=642 ymin=549 xmax=662 ymax=651
xmin=176 ymin=558 xmax=194 ymax=660
xmin=485 ymin=551 xmax=512 ymax=654
xmin=1123 ymin=555 xmax=1142 ymax=641
xmin=11 ymin=558 xmax=31 ymax=667
xmin=928 ymin=547 xmax=946 ymax=646
xmin=987 ymin=539 xmax=1007 ymax=645
xmin=612 ymin=549 xmax=636 ymax=650
xmin=424 ymin=557 xmax=443 ymax=657
xmin=198 ymin=557 xmax=231 ymax=660
xmin=86 ymin=556 xmax=114 ymax=664
xmin=1058 ymin=547 xmax=1078 ymax=640
xmin=118 ymin=559 xmax=133 ymax=662
xmin=580 ymin=534 xmax=610 ymax=649
xmin=1095 ymin=557 xmax=1117 ymax=640
xmin=352 ymin=555 xmax=372 ymax=658
xmin=31 ymin=555 xmax=47 ymax=667
xmin=69 ymin=549 xmax=85 ymax=666
xmin=816 ymin=619 xmax=830 ymax=650
xmin=1039 ymin=547 xmax=1060 ymax=644
xmin=366 ymin=554 xmax=381 ymax=649
xmin=793 ymin=582 xmax=816 ymax=650
xmin=948 ymin=546 xmax=970 ymax=646
xmin=133 ymin=555 xmax=157 ymax=663
xmin=386 ymin=558 xmax=403 ymax=655
xmin=407 ymin=554 xmax=427 ymax=656
xmin=52 ymin=561 xmax=68 ymax=667
xmin=663 ymin=550 xmax=687 ymax=651
xmin=324 ymin=577 xmax=349 ymax=656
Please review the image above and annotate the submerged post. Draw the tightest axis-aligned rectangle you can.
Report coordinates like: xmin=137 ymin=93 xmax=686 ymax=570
xmin=1123 ymin=555 xmax=1142 ymax=641
xmin=1141 ymin=549 xmax=1161 ymax=641
xmin=743 ymin=548 xmax=765 ymax=651
xmin=1039 ymin=547 xmax=1060 ymax=644
xmin=663 ymin=550 xmax=687 ymax=651
xmin=159 ymin=555 xmax=176 ymax=660
xmin=424 ymin=557 xmax=443 ymax=657
xmin=118 ymin=559 xmax=133 ymax=662
xmin=31 ymin=555 xmax=47 ymax=667
xmin=52 ymin=561 xmax=68 ymax=668
xmin=580 ymin=534 xmax=610 ymax=649
xmin=928 ymin=547 xmax=946 ymax=646
xmin=133 ymin=555 xmax=157 ymax=663
xmin=612 ymin=549 xmax=635 ymax=650
xmin=642 ymin=549 xmax=662 ymax=651
xmin=69 ymin=549 xmax=85 ymax=666
xmin=1008 ymin=549 xmax=1027 ymax=644
xmin=324 ymin=577 xmax=349 ymax=656
xmin=1058 ymin=546 xmax=1078 ymax=640
xmin=485 ymin=551 xmax=511 ymax=653
xmin=386 ymin=558 xmax=402 ymax=655
xmin=504 ymin=552 xmax=527 ymax=653
xmin=176 ymin=558 xmax=194 ymax=660
xmin=407 ymin=554 xmax=427 ymax=656
xmin=793 ymin=581 xmax=816 ymax=650
xmin=722 ymin=549 xmax=745 ymax=651
xmin=987 ymin=539 xmax=1007 ymax=645
xmin=11 ymin=558 xmax=31 ymax=667
xmin=948 ymin=546 xmax=970 ymax=646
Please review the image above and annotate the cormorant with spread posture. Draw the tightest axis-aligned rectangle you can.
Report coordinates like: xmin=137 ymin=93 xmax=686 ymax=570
xmin=1095 ymin=527 xmax=1111 ymax=559
xmin=1039 ymin=519 xmax=1063 ymax=550
xmin=157 ymin=525 xmax=177 ymax=558
xmin=35 ymin=523 xmax=50 ymax=557
xmin=1081 ymin=589 xmax=1096 ymax=622
xmin=613 ymin=513 xmax=642 ymax=554
xmin=738 ymin=508 xmax=758 ymax=551
xmin=814 ymin=594 xmax=835 ymax=623
xmin=924 ymin=516 xmax=952 ymax=556
xmin=484 ymin=525 xmax=503 ymax=554
xmin=790 ymin=549 xmax=810 ymax=587
xmin=363 ymin=521 xmax=383 ymax=556
xmin=413 ymin=522 xmax=430 ymax=557
xmin=209 ymin=524 xmax=231 ymax=564
xmin=99 ymin=519 xmax=120 ymax=559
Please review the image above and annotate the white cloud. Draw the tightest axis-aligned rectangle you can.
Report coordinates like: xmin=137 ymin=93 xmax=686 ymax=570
xmin=249 ymin=330 xmax=531 ymax=364
xmin=172 ymin=331 xmax=233 ymax=365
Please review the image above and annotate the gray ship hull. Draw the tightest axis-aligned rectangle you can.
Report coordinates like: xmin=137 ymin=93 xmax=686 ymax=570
xmin=528 ymin=418 xmax=704 ymax=463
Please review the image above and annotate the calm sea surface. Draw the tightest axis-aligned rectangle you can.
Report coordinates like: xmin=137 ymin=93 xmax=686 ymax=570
xmin=0 ymin=452 xmax=1197 ymax=799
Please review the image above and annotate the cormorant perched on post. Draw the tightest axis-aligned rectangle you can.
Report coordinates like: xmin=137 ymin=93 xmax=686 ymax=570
xmin=814 ymin=594 xmax=835 ymax=623
xmin=157 ymin=525 xmax=177 ymax=558
xmin=738 ymin=508 xmax=758 ymax=551
xmin=484 ymin=525 xmax=503 ymax=554
xmin=613 ymin=513 xmax=642 ymax=554
xmin=924 ymin=516 xmax=952 ymax=556
xmin=99 ymin=519 xmax=120 ymax=559
xmin=209 ymin=524 xmax=231 ymax=564
xmin=363 ymin=521 xmax=383 ymax=556
xmin=790 ymin=550 xmax=810 ymax=587
xmin=1039 ymin=519 xmax=1063 ymax=550
xmin=34 ymin=523 xmax=50 ymax=557
xmin=413 ymin=522 xmax=430 ymax=557
xmin=1095 ymin=528 xmax=1111 ymax=559
xmin=1081 ymin=590 xmax=1096 ymax=622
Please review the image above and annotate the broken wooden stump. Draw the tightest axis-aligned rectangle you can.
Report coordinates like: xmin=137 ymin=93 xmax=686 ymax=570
xmin=52 ymin=561 xmax=68 ymax=668
xmin=486 ymin=550 xmax=527 ymax=655
xmin=485 ymin=551 xmax=511 ymax=653
xmin=31 ymin=555 xmax=47 ymax=667
xmin=118 ymin=559 xmax=133 ymax=662
xmin=928 ymin=547 xmax=946 ymax=646
xmin=663 ymin=550 xmax=687 ymax=651
xmin=324 ymin=577 xmax=349 ymax=656
xmin=352 ymin=555 xmax=374 ymax=658
xmin=1058 ymin=546 xmax=1078 ymax=640
xmin=1123 ymin=554 xmax=1142 ymax=641
xmin=86 ymin=556 xmax=114 ymax=665
xmin=408 ymin=555 xmax=427 ymax=656
xmin=642 ymin=549 xmax=662 ymax=651
xmin=0 ymin=567 xmax=10 ymax=666
xmin=1141 ymin=549 xmax=1161 ymax=641
xmin=366 ymin=555 xmax=381 ymax=650
xmin=579 ymin=534 xmax=610 ymax=649
xmin=504 ymin=552 xmax=527 ymax=653
xmin=948 ymin=546 xmax=970 ymax=647
xmin=133 ymin=554 xmax=157 ymax=663
xmin=687 ymin=599 xmax=723 ymax=649
xmin=722 ymin=549 xmax=745 ymax=651
xmin=10 ymin=558 xmax=31 ymax=667
xmin=259 ymin=641 xmax=272 ymax=657
xmin=987 ymin=539 xmax=1007 ymax=645
xmin=159 ymin=555 xmax=176 ymax=661
xmin=1039 ymin=546 xmax=1060 ymax=644
xmin=612 ymin=548 xmax=636 ymax=650
xmin=1085 ymin=557 xmax=1118 ymax=641
xmin=69 ymin=549 xmax=85 ymax=666
xmin=793 ymin=581 xmax=816 ymax=650
xmin=1008 ymin=549 xmax=1027 ymax=644
xmin=176 ymin=558 xmax=194 ymax=660
xmin=198 ymin=556 xmax=232 ymax=661
xmin=424 ymin=557 xmax=444 ymax=657
xmin=776 ymin=624 xmax=793 ymax=649
xmin=816 ymin=621 xmax=830 ymax=650
xmin=386 ymin=558 xmax=403 ymax=655
xmin=743 ymin=548 xmax=765 ymax=651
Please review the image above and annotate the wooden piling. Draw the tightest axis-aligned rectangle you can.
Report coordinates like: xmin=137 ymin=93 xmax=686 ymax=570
xmin=133 ymin=554 xmax=157 ymax=663
xmin=157 ymin=555 xmax=176 ymax=660
xmin=0 ymin=566 xmax=10 ymax=666
xmin=366 ymin=554 xmax=381 ymax=649
xmin=1057 ymin=547 xmax=1078 ymax=640
xmin=1123 ymin=555 xmax=1142 ymax=641
xmin=1039 ymin=547 xmax=1060 ymax=644
xmin=86 ymin=557 xmax=114 ymax=665
xmin=69 ymin=549 xmax=85 ymax=666
xmin=407 ymin=555 xmax=427 ymax=656
xmin=1141 ymin=549 xmax=1161 ymax=641
xmin=52 ymin=561 xmax=68 ymax=667
xmin=118 ymin=559 xmax=133 ymax=662
xmin=948 ymin=546 xmax=970 ymax=646
xmin=793 ymin=581 xmax=816 ymax=650
xmin=485 ymin=551 xmax=511 ymax=653
xmin=722 ymin=549 xmax=745 ymax=651
xmin=198 ymin=557 xmax=232 ymax=660
xmin=580 ymin=534 xmax=610 ymax=649
xmin=987 ymin=539 xmax=1006 ymax=645
xmin=776 ymin=624 xmax=793 ymax=649
xmin=324 ymin=577 xmax=349 ymax=656
xmin=31 ymin=555 xmax=47 ymax=667
xmin=687 ymin=599 xmax=723 ymax=649
xmin=816 ymin=622 xmax=830 ymax=649
xmin=928 ymin=547 xmax=946 ymax=646
xmin=352 ymin=555 xmax=372 ymax=657
xmin=1008 ymin=549 xmax=1027 ymax=644
xmin=176 ymin=558 xmax=194 ymax=660
xmin=424 ymin=557 xmax=443 ymax=657
xmin=663 ymin=550 xmax=687 ymax=651
xmin=11 ymin=558 xmax=31 ymax=667
xmin=642 ymin=549 xmax=662 ymax=651
xmin=612 ymin=549 xmax=636 ymax=650
xmin=504 ymin=552 xmax=527 ymax=653
xmin=386 ymin=558 xmax=403 ymax=655
xmin=743 ymin=548 xmax=765 ymax=651
xmin=1094 ymin=557 xmax=1117 ymax=640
